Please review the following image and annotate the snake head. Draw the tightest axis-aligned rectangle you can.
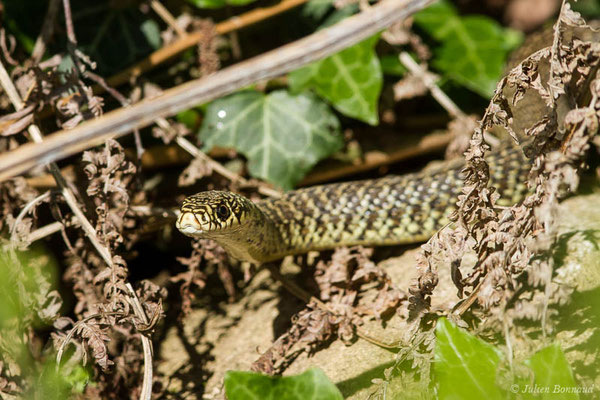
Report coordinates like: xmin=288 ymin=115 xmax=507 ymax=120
xmin=176 ymin=191 xmax=254 ymax=238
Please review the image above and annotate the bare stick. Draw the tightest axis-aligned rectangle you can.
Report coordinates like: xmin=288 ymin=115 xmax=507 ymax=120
xmin=154 ymin=115 xmax=280 ymax=197
xmin=0 ymin=0 xmax=435 ymax=182
xmin=84 ymin=71 xmax=145 ymax=159
xmin=175 ymin=136 xmax=281 ymax=198
xmin=126 ymin=283 xmax=153 ymax=400
xmin=86 ymin=71 xmax=130 ymax=105
xmin=399 ymin=52 xmax=465 ymax=119
xmin=10 ymin=190 xmax=51 ymax=240
xmin=0 ymin=30 xmax=18 ymax=66
xmin=62 ymin=0 xmax=77 ymax=44
xmin=31 ymin=0 xmax=62 ymax=63
xmin=26 ymin=220 xmax=65 ymax=242
xmin=149 ymin=0 xmax=186 ymax=37
xmin=19 ymin=205 xmax=178 ymax=245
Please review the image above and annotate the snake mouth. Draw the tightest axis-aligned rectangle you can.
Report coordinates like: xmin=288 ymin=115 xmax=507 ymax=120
xmin=176 ymin=212 xmax=204 ymax=236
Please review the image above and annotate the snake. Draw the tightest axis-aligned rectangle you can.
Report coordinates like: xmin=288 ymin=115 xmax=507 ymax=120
xmin=174 ymin=20 xmax=597 ymax=264
xmin=176 ymin=143 xmax=532 ymax=263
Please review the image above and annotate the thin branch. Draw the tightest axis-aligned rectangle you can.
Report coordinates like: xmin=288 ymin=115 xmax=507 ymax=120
xmin=31 ymin=0 xmax=62 ymax=62
xmin=61 ymin=0 xmax=85 ymax=82
xmin=84 ymin=71 xmax=145 ymax=159
xmin=399 ymin=52 xmax=465 ymax=119
xmin=0 ymin=29 xmax=19 ymax=66
xmin=62 ymin=0 xmax=77 ymax=44
xmin=26 ymin=220 xmax=66 ymax=242
xmin=149 ymin=0 xmax=186 ymax=37
xmin=175 ymin=136 xmax=281 ymax=198
xmin=86 ymin=71 xmax=130 ymax=105
xmin=15 ymin=205 xmax=178 ymax=245
xmin=0 ymin=0 xmax=436 ymax=182
xmin=154 ymin=114 xmax=280 ymax=197
xmin=0 ymin=58 xmax=25 ymax=106
xmin=10 ymin=190 xmax=51 ymax=240
xmin=452 ymin=278 xmax=484 ymax=316
xmin=126 ymin=283 xmax=153 ymax=400
xmin=214 ymin=0 xmax=308 ymax=35
xmin=298 ymin=131 xmax=453 ymax=186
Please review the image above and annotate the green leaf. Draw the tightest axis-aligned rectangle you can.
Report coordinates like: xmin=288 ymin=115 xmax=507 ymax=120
xmin=224 ymin=368 xmax=343 ymax=400
xmin=3 ymin=0 xmax=46 ymax=54
xmin=199 ymin=90 xmax=342 ymax=189
xmin=380 ymin=55 xmax=407 ymax=77
xmin=303 ymin=0 xmax=335 ymax=20
xmin=67 ymin=4 xmax=168 ymax=75
xmin=5 ymin=18 xmax=36 ymax=54
xmin=34 ymin=361 xmax=91 ymax=399
xmin=413 ymin=0 xmax=523 ymax=98
xmin=303 ymin=0 xmax=357 ymax=25
xmin=319 ymin=4 xmax=358 ymax=28
xmin=177 ymin=109 xmax=201 ymax=129
xmin=0 ymin=244 xmax=61 ymax=329
xmin=525 ymin=344 xmax=579 ymax=400
xmin=572 ymin=0 xmax=600 ymax=17
xmin=140 ymin=19 xmax=162 ymax=50
xmin=289 ymin=35 xmax=383 ymax=125
xmin=434 ymin=318 xmax=504 ymax=400
xmin=186 ymin=0 xmax=257 ymax=8
xmin=0 ymin=247 xmax=87 ymax=397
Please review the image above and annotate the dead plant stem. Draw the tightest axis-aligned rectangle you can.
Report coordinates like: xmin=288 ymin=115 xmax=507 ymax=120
xmin=175 ymin=136 xmax=281 ymax=198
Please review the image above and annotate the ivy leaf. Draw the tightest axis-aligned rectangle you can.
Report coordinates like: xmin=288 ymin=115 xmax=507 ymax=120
xmin=288 ymin=35 xmax=383 ymax=125
xmin=303 ymin=0 xmax=335 ymax=20
xmin=434 ymin=318 xmax=504 ymax=400
xmin=3 ymin=1 xmax=45 ymax=53
xmin=525 ymin=344 xmax=578 ymax=400
xmin=186 ymin=0 xmax=257 ymax=8
xmin=414 ymin=0 xmax=522 ymax=97
xmin=176 ymin=109 xmax=201 ymax=130
xmin=199 ymin=90 xmax=342 ymax=190
xmin=224 ymin=368 xmax=343 ymax=400
xmin=69 ymin=4 xmax=165 ymax=75
xmin=381 ymin=55 xmax=407 ymax=77
xmin=140 ymin=20 xmax=162 ymax=50
xmin=318 ymin=3 xmax=358 ymax=28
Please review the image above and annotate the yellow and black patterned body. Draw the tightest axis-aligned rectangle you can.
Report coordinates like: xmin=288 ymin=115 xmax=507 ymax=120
xmin=176 ymin=143 xmax=531 ymax=264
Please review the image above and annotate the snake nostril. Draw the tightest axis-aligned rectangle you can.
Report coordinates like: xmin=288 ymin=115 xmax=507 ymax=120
xmin=178 ymin=213 xmax=202 ymax=229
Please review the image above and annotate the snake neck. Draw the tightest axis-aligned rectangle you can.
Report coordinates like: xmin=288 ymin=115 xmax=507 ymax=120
xmin=201 ymin=202 xmax=288 ymax=264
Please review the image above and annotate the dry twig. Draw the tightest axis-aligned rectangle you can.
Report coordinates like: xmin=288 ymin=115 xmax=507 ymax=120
xmin=399 ymin=52 xmax=465 ymax=119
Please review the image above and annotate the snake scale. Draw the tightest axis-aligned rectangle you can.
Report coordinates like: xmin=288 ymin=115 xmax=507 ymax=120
xmin=176 ymin=144 xmax=532 ymax=263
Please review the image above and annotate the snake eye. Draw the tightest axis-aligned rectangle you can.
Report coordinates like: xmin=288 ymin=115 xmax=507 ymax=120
xmin=216 ymin=204 xmax=230 ymax=220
